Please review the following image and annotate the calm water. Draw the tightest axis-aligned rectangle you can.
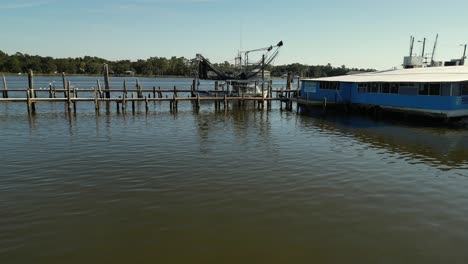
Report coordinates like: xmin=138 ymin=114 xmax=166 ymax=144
xmin=1 ymin=76 xmax=468 ymax=263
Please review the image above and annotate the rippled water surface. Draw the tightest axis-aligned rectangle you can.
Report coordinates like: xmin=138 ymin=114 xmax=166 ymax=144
xmin=1 ymin=76 xmax=468 ymax=263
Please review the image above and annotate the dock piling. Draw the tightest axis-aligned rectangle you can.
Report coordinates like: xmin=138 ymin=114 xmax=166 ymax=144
xmin=94 ymin=86 xmax=99 ymax=111
xmin=67 ymin=81 xmax=72 ymax=112
xmin=145 ymin=96 xmax=149 ymax=112
xmin=224 ymin=94 xmax=227 ymax=109
xmin=48 ymin=83 xmax=53 ymax=98
xmin=191 ymin=79 xmax=196 ymax=97
xmin=62 ymin=72 xmax=67 ymax=98
xmin=103 ymin=64 xmax=111 ymax=98
xmin=214 ymin=81 xmax=219 ymax=109
xmin=97 ymin=80 xmax=103 ymax=99
xmin=28 ymin=70 xmax=36 ymax=113
xmin=2 ymin=75 xmax=8 ymax=98
xmin=73 ymin=87 xmax=77 ymax=113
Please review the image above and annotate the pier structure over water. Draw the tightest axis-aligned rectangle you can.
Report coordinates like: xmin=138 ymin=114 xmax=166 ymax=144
xmin=0 ymin=67 xmax=301 ymax=114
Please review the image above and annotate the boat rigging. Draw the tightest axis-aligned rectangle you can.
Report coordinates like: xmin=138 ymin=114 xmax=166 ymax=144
xmin=196 ymin=41 xmax=283 ymax=80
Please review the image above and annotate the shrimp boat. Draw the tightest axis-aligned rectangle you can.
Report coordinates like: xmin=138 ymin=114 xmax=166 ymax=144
xmin=195 ymin=41 xmax=283 ymax=97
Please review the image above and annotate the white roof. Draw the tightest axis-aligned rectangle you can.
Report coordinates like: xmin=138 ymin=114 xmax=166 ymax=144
xmin=302 ymin=66 xmax=468 ymax=83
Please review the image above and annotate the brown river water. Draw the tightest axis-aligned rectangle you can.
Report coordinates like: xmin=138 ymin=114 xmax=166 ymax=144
xmin=0 ymin=76 xmax=467 ymax=263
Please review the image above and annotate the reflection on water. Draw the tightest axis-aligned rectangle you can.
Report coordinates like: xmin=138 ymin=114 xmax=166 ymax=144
xmin=0 ymin=91 xmax=468 ymax=263
xmin=301 ymin=114 xmax=468 ymax=170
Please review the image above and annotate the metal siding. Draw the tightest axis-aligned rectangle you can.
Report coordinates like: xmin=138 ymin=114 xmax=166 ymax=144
xmin=352 ymin=93 xmax=454 ymax=110
xmin=301 ymin=81 xmax=468 ymax=112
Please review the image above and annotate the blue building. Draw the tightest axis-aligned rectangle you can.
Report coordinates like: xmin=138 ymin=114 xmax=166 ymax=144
xmin=300 ymin=66 xmax=468 ymax=119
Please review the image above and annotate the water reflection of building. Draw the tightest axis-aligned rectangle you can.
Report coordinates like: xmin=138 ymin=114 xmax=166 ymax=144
xmin=300 ymin=115 xmax=468 ymax=169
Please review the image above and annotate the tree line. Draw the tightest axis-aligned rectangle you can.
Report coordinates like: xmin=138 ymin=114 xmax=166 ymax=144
xmin=0 ymin=50 xmax=374 ymax=77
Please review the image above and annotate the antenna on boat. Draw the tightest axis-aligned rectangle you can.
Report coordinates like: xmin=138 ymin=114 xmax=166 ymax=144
xmin=461 ymin=44 xmax=467 ymax=65
xmin=409 ymin=36 xmax=415 ymax=56
xmin=421 ymin=38 xmax=426 ymax=57
xmin=431 ymin=34 xmax=439 ymax=66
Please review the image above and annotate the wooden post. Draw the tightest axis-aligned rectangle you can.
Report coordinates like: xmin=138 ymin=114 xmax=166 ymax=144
xmin=223 ymin=94 xmax=227 ymax=109
xmin=131 ymin=92 xmax=135 ymax=113
xmin=67 ymin=80 xmax=72 ymax=112
xmin=261 ymin=81 xmax=265 ymax=109
xmin=123 ymin=79 xmax=127 ymax=96
xmin=97 ymin=80 xmax=103 ymax=98
xmin=28 ymin=70 xmax=36 ymax=113
xmin=196 ymin=93 xmax=200 ymax=109
xmin=122 ymin=93 xmax=126 ymax=112
xmin=2 ymin=75 xmax=8 ymax=98
xmin=103 ymin=64 xmax=111 ymax=98
xmin=152 ymin=86 xmax=156 ymax=98
xmin=145 ymin=96 xmax=149 ymax=112
xmin=94 ymin=86 xmax=99 ymax=111
xmin=268 ymin=80 xmax=272 ymax=109
xmin=280 ymin=93 xmax=283 ymax=110
xmin=26 ymin=90 xmax=31 ymax=113
xmin=286 ymin=72 xmax=291 ymax=111
xmin=173 ymin=86 xmax=178 ymax=97
xmin=52 ymin=82 xmax=56 ymax=98
xmin=73 ymin=87 xmax=77 ymax=113
xmin=172 ymin=94 xmax=177 ymax=111
xmin=191 ymin=79 xmax=196 ymax=97
xmin=136 ymin=79 xmax=142 ymax=98
xmin=48 ymin=83 xmax=53 ymax=98
xmin=158 ymin=86 xmax=162 ymax=98
xmin=62 ymin=72 xmax=67 ymax=97
xmin=215 ymin=81 xmax=219 ymax=109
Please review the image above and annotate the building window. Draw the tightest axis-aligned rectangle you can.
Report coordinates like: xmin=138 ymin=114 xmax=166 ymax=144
xmin=358 ymin=83 xmax=367 ymax=93
xmin=399 ymin=83 xmax=418 ymax=95
xmin=320 ymin=82 xmax=339 ymax=90
xmin=369 ymin=83 xmax=380 ymax=93
xmin=441 ymin=83 xmax=454 ymax=96
xmin=451 ymin=83 xmax=460 ymax=96
xmin=390 ymin=83 xmax=399 ymax=94
xmin=429 ymin=83 xmax=441 ymax=96
xmin=462 ymin=82 xmax=468 ymax=95
xmin=303 ymin=81 xmax=317 ymax=93
xmin=419 ymin=84 xmax=429 ymax=95
xmin=381 ymin=83 xmax=390 ymax=93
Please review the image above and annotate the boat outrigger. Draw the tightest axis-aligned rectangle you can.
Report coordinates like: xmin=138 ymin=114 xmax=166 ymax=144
xmin=195 ymin=41 xmax=283 ymax=97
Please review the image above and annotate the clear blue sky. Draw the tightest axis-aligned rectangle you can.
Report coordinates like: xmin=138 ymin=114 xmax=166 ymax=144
xmin=1 ymin=0 xmax=468 ymax=70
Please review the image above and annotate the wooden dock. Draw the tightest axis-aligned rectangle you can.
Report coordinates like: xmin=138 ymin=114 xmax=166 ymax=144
xmin=0 ymin=68 xmax=301 ymax=114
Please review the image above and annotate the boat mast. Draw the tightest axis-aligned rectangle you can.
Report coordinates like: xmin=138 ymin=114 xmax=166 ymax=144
xmin=431 ymin=34 xmax=439 ymax=66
